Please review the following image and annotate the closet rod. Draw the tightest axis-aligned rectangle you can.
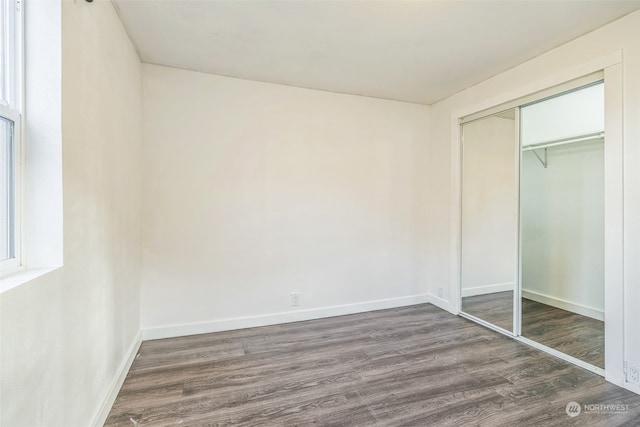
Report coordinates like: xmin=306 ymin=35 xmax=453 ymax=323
xmin=522 ymin=131 xmax=604 ymax=152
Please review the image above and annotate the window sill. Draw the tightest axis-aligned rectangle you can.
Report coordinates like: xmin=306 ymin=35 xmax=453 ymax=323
xmin=0 ymin=266 xmax=61 ymax=294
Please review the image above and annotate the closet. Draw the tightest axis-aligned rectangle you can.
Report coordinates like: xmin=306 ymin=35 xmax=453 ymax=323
xmin=459 ymin=77 xmax=605 ymax=372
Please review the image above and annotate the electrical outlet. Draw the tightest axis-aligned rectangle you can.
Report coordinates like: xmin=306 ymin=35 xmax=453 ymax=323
xmin=290 ymin=292 xmax=300 ymax=307
xmin=630 ymin=363 xmax=639 ymax=383
xmin=625 ymin=361 xmax=640 ymax=384
xmin=437 ymin=287 xmax=444 ymax=298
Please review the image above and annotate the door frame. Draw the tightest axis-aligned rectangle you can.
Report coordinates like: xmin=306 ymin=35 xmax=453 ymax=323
xmin=449 ymin=51 xmax=624 ymax=386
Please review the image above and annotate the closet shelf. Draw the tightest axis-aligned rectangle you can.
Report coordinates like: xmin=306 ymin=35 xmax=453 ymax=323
xmin=522 ymin=131 xmax=604 ymax=168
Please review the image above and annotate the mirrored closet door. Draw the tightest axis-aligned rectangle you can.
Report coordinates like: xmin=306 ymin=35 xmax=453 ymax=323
xmin=460 ymin=109 xmax=518 ymax=333
xmin=459 ymin=78 xmax=605 ymax=371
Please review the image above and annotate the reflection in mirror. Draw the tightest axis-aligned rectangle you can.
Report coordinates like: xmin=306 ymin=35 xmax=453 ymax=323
xmin=460 ymin=109 xmax=517 ymax=332
xmin=520 ymin=82 xmax=604 ymax=368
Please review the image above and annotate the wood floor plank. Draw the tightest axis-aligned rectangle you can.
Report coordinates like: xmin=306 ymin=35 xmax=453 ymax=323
xmin=105 ymin=304 xmax=639 ymax=426
xmin=463 ymin=292 xmax=605 ymax=368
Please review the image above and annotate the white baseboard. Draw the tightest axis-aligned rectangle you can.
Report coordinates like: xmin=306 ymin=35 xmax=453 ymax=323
xmin=142 ymin=294 xmax=432 ymax=340
xmin=461 ymin=282 xmax=514 ymax=298
xmin=522 ymin=289 xmax=604 ymax=321
xmin=91 ymin=330 xmax=142 ymax=427
xmin=624 ymin=381 xmax=640 ymax=396
xmin=426 ymin=294 xmax=454 ymax=314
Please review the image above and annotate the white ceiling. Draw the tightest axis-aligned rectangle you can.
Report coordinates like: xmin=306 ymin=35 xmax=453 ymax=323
xmin=113 ymin=0 xmax=640 ymax=105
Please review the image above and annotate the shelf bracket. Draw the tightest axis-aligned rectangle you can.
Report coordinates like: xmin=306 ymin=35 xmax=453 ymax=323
xmin=532 ymin=148 xmax=547 ymax=168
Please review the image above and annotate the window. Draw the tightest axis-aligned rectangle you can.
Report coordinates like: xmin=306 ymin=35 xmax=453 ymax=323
xmin=1 ymin=0 xmax=22 ymax=272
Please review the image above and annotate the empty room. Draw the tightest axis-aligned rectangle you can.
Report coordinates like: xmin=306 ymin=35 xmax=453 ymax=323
xmin=3 ymin=0 xmax=640 ymax=425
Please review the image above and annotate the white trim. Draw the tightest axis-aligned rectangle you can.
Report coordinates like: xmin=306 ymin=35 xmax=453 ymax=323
xmin=522 ymin=290 xmax=604 ymax=321
xmin=143 ymin=294 xmax=432 ymax=340
xmin=603 ymin=62 xmax=625 ymax=387
xmin=0 ymin=266 xmax=59 ymax=292
xmin=461 ymin=282 xmax=514 ymax=298
xmin=427 ymin=294 xmax=454 ymax=314
xmin=90 ymin=331 xmax=142 ymax=427
xmin=514 ymin=107 xmax=522 ymax=336
xmin=450 ymin=112 xmax=462 ymax=315
xmin=624 ymin=381 xmax=640 ymax=396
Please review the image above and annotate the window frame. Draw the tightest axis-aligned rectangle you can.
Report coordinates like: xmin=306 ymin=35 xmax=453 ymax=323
xmin=1 ymin=0 xmax=23 ymax=274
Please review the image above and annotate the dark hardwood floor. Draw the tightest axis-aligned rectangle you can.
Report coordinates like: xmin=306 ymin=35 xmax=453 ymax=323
xmin=462 ymin=291 xmax=604 ymax=368
xmin=105 ymin=304 xmax=637 ymax=426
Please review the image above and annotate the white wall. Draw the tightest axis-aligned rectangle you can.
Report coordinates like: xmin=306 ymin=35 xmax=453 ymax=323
xmin=0 ymin=1 xmax=142 ymax=426
xmin=2 ymin=6 xmax=638 ymax=425
xmin=521 ymin=143 xmax=604 ymax=317
xmin=424 ymin=10 xmax=640 ymax=387
xmin=141 ymin=64 xmax=430 ymax=335
xmin=460 ymin=115 xmax=516 ymax=297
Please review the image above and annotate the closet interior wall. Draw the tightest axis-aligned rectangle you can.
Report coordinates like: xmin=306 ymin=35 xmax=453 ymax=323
xmin=520 ymin=83 xmax=605 ymax=321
